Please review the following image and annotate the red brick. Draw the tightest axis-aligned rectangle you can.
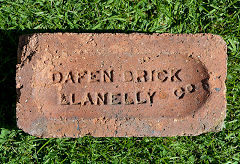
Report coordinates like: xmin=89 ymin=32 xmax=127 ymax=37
xmin=16 ymin=33 xmax=227 ymax=137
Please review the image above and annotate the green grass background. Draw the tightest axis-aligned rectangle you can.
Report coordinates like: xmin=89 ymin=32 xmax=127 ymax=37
xmin=0 ymin=0 xmax=239 ymax=163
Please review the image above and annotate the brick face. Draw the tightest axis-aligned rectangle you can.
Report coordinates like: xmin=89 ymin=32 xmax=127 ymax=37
xmin=16 ymin=33 xmax=227 ymax=137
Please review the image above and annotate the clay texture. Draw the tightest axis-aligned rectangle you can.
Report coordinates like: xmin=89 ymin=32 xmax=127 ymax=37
xmin=16 ymin=33 xmax=227 ymax=137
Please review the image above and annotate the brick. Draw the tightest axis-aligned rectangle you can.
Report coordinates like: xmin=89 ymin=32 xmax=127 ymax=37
xmin=16 ymin=33 xmax=227 ymax=137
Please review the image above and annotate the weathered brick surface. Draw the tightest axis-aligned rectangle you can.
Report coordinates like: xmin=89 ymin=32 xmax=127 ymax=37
xmin=16 ymin=33 xmax=227 ymax=137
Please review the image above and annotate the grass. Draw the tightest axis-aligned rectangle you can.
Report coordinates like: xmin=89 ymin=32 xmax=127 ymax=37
xmin=0 ymin=0 xmax=240 ymax=163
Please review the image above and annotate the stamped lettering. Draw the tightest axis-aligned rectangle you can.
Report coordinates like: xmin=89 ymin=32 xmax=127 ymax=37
xmin=33 ymin=42 xmax=213 ymax=120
